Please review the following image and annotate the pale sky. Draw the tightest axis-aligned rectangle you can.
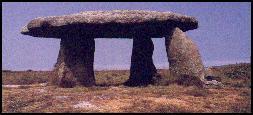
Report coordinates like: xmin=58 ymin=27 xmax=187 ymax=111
xmin=2 ymin=2 xmax=251 ymax=70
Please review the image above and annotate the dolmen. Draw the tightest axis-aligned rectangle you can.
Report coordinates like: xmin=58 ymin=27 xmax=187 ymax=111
xmin=21 ymin=10 xmax=205 ymax=88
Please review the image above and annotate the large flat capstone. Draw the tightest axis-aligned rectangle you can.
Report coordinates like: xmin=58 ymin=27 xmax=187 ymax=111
xmin=21 ymin=10 xmax=198 ymax=38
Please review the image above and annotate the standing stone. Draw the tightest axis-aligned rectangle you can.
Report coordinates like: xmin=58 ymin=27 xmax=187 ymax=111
xmin=165 ymin=27 xmax=205 ymax=87
xmin=54 ymin=35 xmax=95 ymax=87
xmin=124 ymin=36 xmax=159 ymax=86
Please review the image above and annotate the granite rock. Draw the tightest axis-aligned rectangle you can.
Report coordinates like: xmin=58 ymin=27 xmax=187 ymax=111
xmin=21 ymin=10 xmax=198 ymax=38
xmin=165 ymin=27 xmax=205 ymax=86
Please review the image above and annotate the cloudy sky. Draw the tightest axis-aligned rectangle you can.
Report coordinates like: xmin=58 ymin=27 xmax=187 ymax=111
xmin=2 ymin=2 xmax=251 ymax=70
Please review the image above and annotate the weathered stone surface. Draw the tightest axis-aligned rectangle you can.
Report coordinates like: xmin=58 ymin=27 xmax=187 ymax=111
xmin=54 ymin=35 xmax=95 ymax=87
xmin=21 ymin=10 xmax=198 ymax=38
xmin=177 ymin=74 xmax=204 ymax=88
xmin=124 ymin=36 xmax=159 ymax=86
xmin=165 ymin=27 xmax=205 ymax=86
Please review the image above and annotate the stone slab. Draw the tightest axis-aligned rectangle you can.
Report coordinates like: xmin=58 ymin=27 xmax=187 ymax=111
xmin=21 ymin=10 xmax=198 ymax=38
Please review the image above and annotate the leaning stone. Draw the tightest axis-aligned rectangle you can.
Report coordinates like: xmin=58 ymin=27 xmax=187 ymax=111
xmin=165 ymin=27 xmax=205 ymax=86
xmin=21 ymin=10 xmax=198 ymax=38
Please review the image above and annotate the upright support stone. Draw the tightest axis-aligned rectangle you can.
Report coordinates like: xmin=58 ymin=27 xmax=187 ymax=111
xmin=54 ymin=35 xmax=95 ymax=87
xmin=124 ymin=36 xmax=158 ymax=86
xmin=165 ymin=27 xmax=205 ymax=87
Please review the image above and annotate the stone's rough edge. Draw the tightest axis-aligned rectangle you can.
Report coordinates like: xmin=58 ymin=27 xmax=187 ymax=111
xmin=21 ymin=25 xmax=29 ymax=34
xmin=165 ymin=27 xmax=205 ymax=87
xmin=27 ymin=10 xmax=197 ymax=25
xmin=21 ymin=10 xmax=198 ymax=37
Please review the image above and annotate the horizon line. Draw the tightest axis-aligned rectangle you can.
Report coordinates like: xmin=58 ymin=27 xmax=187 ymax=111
xmin=2 ymin=59 xmax=251 ymax=71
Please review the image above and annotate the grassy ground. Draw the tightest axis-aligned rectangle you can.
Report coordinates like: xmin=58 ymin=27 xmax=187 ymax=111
xmin=2 ymin=70 xmax=52 ymax=85
xmin=2 ymin=63 xmax=251 ymax=113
